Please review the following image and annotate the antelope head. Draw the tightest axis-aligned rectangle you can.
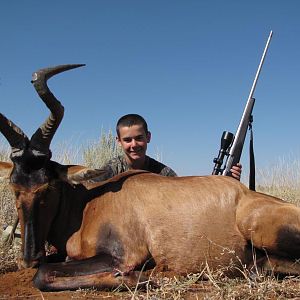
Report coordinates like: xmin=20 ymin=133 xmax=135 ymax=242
xmin=0 ymin=64 xmax=84 ymax=268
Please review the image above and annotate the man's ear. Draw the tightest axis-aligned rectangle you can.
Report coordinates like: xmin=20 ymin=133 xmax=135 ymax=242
xmin=116 ymin=135 xmax=121 ymax=145
xmin=147 ymin=131 xmax=151 ymax=143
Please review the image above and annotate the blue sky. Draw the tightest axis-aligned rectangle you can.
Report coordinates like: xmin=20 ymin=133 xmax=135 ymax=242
xmin=0 ymin=1 xmax=299 ymax=177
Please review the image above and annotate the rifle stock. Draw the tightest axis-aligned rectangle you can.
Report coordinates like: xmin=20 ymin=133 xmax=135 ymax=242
xmin=213 ymin=31 xmax=273 ymax=177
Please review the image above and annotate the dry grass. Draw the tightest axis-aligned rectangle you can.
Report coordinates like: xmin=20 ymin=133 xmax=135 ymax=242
xmin=82 ymin=129 xmax=123 ymax=168
xmin=0 ymin=240 xmax=20 ymax=274
xmin=256 ymin=155 xmax=300 ymax=206
xmin=0 ymin=137 xmax=300 ymax=299
xmin=0 ymin=179 xmax=15 ymax=227
xmin=50 ymin=267 xmax=300 ymax=299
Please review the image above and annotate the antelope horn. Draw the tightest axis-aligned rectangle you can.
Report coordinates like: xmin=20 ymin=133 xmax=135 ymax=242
xmin=0 ymin=113 xmax=29 ymax=153
xmin=30 ymin=64 xmax=85 ymax=153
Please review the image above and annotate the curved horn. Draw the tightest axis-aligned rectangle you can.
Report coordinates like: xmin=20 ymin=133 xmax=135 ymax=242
xmin=30 ymin=64 xmax=85 ymax=153
xmin=0 ymin=113 xmax=29 ymax=153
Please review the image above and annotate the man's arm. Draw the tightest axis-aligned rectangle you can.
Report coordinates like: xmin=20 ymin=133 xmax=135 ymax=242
xmin=87 ymin=157 xmax=124 ymax=182
xmin=160 ymin=167 xmax=177 ymax=177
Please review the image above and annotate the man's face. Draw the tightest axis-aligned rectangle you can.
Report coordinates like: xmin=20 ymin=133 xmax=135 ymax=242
xmin=117 ymin=124 xmax=151 ymax=163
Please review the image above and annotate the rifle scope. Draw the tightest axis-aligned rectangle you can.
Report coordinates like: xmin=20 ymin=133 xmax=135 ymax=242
xmin=212 ymin=131 xmax=234 ymax=175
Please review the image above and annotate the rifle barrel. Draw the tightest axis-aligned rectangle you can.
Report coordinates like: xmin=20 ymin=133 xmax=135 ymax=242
xmin=248 ymin=30 xmax=273 ymax=101
xmin=222 ymin=31 xmax=273 ymax=176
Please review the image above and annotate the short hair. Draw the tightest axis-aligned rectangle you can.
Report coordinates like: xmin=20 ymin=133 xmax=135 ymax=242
xmin=116 ymin=114 xmax=149 ymax=137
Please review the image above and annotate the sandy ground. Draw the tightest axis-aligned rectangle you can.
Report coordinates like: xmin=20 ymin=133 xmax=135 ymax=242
xmin=0 ymin=268 xmax=126 ymax=300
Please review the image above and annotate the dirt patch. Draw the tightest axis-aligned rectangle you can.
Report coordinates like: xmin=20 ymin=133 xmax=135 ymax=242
xmin=0 ymin=269 xmax=124 ymax=299
xmin=0 ymin=269 xmax=40 ymax=299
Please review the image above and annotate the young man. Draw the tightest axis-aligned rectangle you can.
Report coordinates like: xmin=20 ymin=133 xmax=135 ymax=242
xmin=94 ymin=114 xmax=177 ymax=181
xmin=94 ymin=114 xmax=242 ymax=180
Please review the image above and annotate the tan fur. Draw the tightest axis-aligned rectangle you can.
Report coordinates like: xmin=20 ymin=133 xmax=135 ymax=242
xmin=65 ymin=172 xmax=300 ymax=275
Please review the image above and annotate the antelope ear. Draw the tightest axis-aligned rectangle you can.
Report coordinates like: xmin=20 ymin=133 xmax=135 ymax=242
xmin=56 ymin=164 xmax=107 ymax=185
xmin=0 ymin=162 xmax=13 ymax=179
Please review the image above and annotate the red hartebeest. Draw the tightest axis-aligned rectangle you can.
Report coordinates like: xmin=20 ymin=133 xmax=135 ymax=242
xmin=1 ymin=65 xmax=300 ymax=292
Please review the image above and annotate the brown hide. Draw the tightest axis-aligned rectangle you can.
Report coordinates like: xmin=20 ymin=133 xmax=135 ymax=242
xmin=65 ymin=172 xmax=300 ymax=276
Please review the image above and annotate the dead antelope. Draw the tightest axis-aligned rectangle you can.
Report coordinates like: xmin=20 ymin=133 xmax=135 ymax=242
xmin=1 ymin=65 xmax=300 ymax=292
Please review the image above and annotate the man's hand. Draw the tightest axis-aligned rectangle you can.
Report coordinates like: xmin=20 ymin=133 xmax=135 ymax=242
xmin=230 ymin=163 xmax=242 ymax=181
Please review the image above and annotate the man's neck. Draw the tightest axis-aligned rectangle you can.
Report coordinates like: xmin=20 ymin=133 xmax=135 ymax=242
xmin=125 ymin=155 xmax=147 ymax=170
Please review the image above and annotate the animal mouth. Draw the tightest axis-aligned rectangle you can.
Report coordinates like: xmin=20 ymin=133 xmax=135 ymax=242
xmin=22 ymin=258 xmax=42 ymax=269
xmin=22 ymin=249 xmax=46 ymax=268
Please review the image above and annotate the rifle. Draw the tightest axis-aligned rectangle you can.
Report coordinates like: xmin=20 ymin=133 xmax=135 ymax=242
xmin=212 ymin=31 xmax=273 ymax=186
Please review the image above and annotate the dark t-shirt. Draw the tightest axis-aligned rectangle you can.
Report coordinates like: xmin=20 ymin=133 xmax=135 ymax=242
xmin=91 ymin=155 xmax=177 ymax=182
